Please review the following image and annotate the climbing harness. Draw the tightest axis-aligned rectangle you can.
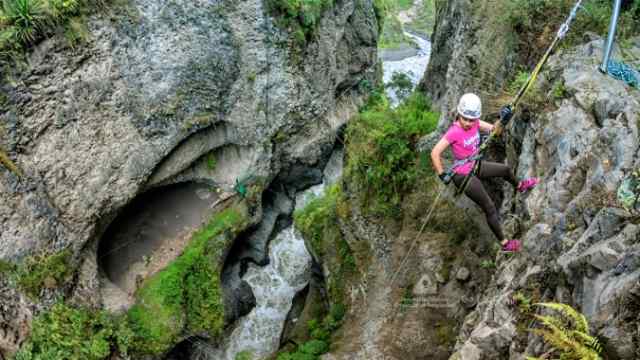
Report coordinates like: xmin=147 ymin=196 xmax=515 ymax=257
xmin=452 ymin=0 xmax=585 ymax=196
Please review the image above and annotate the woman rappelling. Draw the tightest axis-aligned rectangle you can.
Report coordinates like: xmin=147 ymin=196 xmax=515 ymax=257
xmin=430 ymin=93 xmax=538 ymax=252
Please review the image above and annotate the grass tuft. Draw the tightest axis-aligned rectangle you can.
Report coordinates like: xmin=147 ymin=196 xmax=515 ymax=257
xmin=345 ymin=91 xmax=439 ymax=218
xmin=9 ymin=248 xmax=74 ymax=298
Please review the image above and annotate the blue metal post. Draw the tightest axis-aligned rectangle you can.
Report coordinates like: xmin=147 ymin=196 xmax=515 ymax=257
xmin=600 ymin=0 xmax=623 ymax=73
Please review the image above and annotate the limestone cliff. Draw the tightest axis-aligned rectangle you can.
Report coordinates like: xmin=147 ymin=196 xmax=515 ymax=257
xmin=0 ymin=0 xmax=379 ymax=356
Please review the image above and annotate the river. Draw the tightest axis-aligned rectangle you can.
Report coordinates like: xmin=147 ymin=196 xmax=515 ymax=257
xmin=380 ymin=32 xmax=432 ymax=107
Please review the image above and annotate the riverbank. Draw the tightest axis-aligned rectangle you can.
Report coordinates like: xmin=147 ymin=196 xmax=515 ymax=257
xmin=378 ymin=31 xmax=429 ymax=62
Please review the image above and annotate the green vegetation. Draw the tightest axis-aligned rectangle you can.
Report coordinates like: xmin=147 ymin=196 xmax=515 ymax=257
xmin=0 ymin=0 xmax=104 ymax=56
xmin=526 ymin=302 xmax=602 ymax=360
xmin=12 ymin=204 xmax=251 ymax=358
xmin=435 ymin=321 xmax=456 ymax=347
xmin=266 ymin=0 xmax=334 ymax=47
xmin=3 ymin=248 xmax=74 ymax=298
xmin=235 ymin=350 xmax=253 ymax=360
xmin=379 ymin=0 xmax=436 ymax=48
xmin=294 ymin=185 xmax=356 ymax=305
xmin=0 ymin=259 xmax=15 ymax=273
xmin=373 ymin=0 xmax=389 ymax=32
xmin=378 ymin=12 xmax=411 ymax=49
xmin=505 ymin=0 xmax=640 ymax=65
xmin=506 ymin=68 xmax=547 ymax=111
xmin=406 ymin=0 xmax=435 ymax=36
xmin=207 ymin=153 xmax=217 ymax=171
xmin=14 ymin=303 xmax=134 ymax=360
xmin=399 ymin=283 xmax=414 ymax=311
xmin=512 ymin=291 xmax=533 ymax=314
xmin=276 ymin=304 xmax=345 ymax=360
xmin=292 ymin=185 xmax=359 ymax=358
xmin=394 ymin=0 xmax=412 ymax=11
xmin=127 ymin=205 xmax=249 ymax=355
xmin=345 ymin=91 xmax=439 ymax=218
xmin=479 ymin=259 xmax=496 ymax=269
xmin=551 ymin=80 xmax=568 ymax=101
xmin=387 ymin=71 xmax=413 ymax=101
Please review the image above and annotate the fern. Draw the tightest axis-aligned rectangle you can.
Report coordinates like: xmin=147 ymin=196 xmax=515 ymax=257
xmin=527 ymin=302 xmax=602 ymax=360
xmin=536 ymin=302 xmax=589 ymax=333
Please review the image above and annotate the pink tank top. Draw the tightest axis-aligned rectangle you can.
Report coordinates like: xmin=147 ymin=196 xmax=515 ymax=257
xmin=444 ymin=120 xmax=480 ymax=175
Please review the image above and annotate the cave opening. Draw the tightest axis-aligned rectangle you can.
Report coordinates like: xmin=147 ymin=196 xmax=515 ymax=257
xmin=97 ymin=182 xmax=221 ymax=301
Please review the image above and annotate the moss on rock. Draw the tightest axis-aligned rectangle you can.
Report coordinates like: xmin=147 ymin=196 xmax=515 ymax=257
xmin=14 ymin=303 xmax=134 ymax=360
xmin=127 ymin=202 xmax=250 ymax=355
xmin=294 ymin=185 xmax=356 ymax=307
xmin=9 ymin=248 xmax=74 ymax=299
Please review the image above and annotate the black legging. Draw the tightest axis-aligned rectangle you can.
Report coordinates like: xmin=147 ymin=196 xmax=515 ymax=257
xmin=452 ymin=161 xmax=518 ymax=241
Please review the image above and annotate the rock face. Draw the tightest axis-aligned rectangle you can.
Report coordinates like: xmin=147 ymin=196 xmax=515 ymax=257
xmin=0 ymin=0 xmax=379 ymax=356
xmin=418 ymin=0 xmax=515 ymax=127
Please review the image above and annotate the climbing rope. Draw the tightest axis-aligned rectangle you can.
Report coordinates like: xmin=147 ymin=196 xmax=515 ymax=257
xmin=388 ymin=187 xmax=444 ymax=290
xmin=0 ymin=149 xmax=22 ymax=177
xmin=605 ymin=59 xmax=640 ymax=88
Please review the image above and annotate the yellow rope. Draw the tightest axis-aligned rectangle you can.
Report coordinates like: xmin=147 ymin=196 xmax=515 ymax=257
xmin=0 ymin=148 xmax=22 ymax=177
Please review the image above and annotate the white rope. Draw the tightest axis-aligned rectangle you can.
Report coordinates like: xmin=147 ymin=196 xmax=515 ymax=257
xmin=558 ymin=0 xmax=584 ymax=39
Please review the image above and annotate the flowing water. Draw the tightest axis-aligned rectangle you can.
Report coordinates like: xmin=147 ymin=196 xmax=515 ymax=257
xmin=381 ymin=32 xmax=432 ymax=107
xmin=210 ymin=150 xmax=344 ymax=359
xmin=208 ymin=226 xmax=312 ymax=359
xmin=208 ymin=31 xmax=433 ymax=357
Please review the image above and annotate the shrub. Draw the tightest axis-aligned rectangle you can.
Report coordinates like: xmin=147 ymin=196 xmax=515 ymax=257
xmin=14 ymin=303 xmax=133 ymax=360
xmin=373 ymin=0 xmax=389 ymax=32
xmin=276 ymin=304 xmax=345 ymax=360
xmin=479 ymin=259 xmax=496 ymax=269
xmin=345 ymin=91 xmax=438 ymax=217
xmin=387 ymin=71 xmax=413 ymax=101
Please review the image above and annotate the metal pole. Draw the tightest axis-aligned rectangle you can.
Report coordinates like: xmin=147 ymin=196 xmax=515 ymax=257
xmin=600 ymin=0 xmax=623 ymax=73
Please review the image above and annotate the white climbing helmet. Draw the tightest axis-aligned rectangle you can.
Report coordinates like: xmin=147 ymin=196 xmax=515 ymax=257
xmin=457 ymin=93 xmax=482 ymax=119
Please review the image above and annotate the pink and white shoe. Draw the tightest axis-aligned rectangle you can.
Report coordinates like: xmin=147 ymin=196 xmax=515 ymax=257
xmin=501 ymin=239 xmax=521 ymax=252
xmin=517 ymin=177 xmax=539 ymax=193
